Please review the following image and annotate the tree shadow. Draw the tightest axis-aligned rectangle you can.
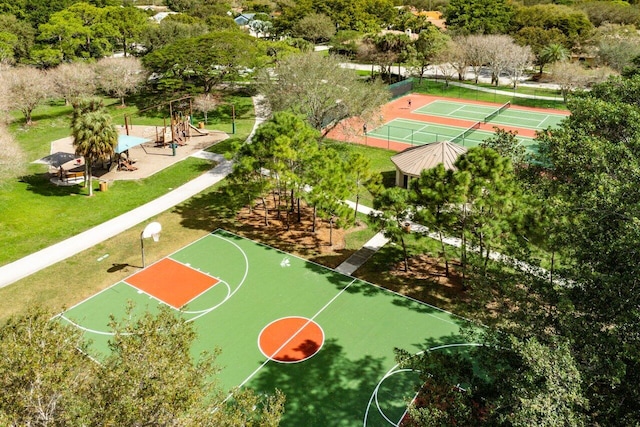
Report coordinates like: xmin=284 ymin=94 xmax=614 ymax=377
xmin=250 ymin=339 xmax=390 ymax=426
xmin=21 ymin=173 xmax=85 ymax=197
xmin=172 ymin=182 xmax=248 ymax=232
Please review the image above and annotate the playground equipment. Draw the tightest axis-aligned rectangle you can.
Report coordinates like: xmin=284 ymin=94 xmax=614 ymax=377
xmin=123 ymin=96 xmax=210 ymax=157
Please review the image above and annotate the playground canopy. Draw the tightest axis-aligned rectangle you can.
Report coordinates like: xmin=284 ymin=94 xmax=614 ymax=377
xmin=32 ymin=152 xmax=82 ymax=168
xmin=116 ymin=134 xmax=148 ymax=154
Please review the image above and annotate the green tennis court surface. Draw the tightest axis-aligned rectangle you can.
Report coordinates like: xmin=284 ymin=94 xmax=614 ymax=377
xmin=58 ymin=230 xmax=476 ymax=426
xmin=416 ymin=99 xmax=567 ymax=130
xmin=369 ymin=118 xmax=534 ymax=148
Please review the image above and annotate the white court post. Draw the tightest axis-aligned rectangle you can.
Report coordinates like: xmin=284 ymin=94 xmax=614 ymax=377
xmin=140 ymin=222 xmax=162 ymax=268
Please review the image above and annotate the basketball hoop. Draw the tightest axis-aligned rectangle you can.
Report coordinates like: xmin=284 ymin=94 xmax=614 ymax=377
xmin=141 ymin=222 xmax=162 ymax=268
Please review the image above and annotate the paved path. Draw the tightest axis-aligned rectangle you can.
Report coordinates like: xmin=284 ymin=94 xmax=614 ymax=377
xmin=0 ymin=156 xmax=232 ymax=288
xmin=335 ymin=202 xmax=389 ymax=275
xmin=0 ymin=96 xmax=268 ymax=290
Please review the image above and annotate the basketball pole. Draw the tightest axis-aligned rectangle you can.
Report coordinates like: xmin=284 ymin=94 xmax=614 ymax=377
xmin=140 ymin=231 xmax=146 ymax=268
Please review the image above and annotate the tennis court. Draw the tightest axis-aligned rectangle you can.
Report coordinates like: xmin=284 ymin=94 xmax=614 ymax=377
xmin=415 ymin=99 xmax=566 ymax=130
xmin=57 ymin=230 xmax=476 ymax=426
xmin=368 ymin=117 xmax=534 ymax=148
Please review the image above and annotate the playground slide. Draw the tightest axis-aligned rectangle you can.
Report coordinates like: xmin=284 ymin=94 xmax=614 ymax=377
xmin=188 ymin=123 xmax=209 ymax=136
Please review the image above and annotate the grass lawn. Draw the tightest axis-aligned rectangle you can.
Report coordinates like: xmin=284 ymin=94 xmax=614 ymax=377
xmin=0 ymin=93 xmax=256 ymax=267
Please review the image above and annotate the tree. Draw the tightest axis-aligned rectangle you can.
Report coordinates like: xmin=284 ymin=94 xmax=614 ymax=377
xmin=408 ymin=25 xmax=450 ymax=84
xmin=291 ymin=12 xmax=335 ymax=44
xmin=256 ymin=52 xmax=390 ymax=137
xmin=539 ymin=43 xmax=569 ymax=70
xmin=192 ymin=93 xmax=220 ymax=124
xmin=345 ymin=151 xmax=379 ymax=226
xmin=392 ymin=7 xmax=432 ymax=33
xmin=360 ymin=32 xmax=412 ymax=81
xmin=534 ymin=75 xmax=640 ymax=424
xmin=514 ymin=27 xmax=567 ymax=74
xmin=310 ymin=0 xmax=396 ymax=33
xmin=0 ymin=307 xmax=92 ymax=425
xmin=483 ymin=34 xmax=519 ymax=86
xmin=0 ymin=66 xmax=53 ymax=125
xmin=249 ymin=19 xmax=274 ymax=38
xmin=103 ymin=6 xmax=149 ymax=57
xmin=506 ymin=43 xmax=533 ymax=88
xmin=328 ymin=30 xmax=362 ymax=58
xmin=49 ymin=61 xmax=97 ymax=106
xmin=307 ymin=147 xmax=350 ymax=246
xmin=143 ymin=31 xmax=259 ymax=94
xmin=480 ymin=127 xmax=527 ymax=171
xmin=595 ymin=23 xmax=640 ymax=73
xmin=444 ymin=0 xmax=514 ymax=35
xmin=72 ymin=105 xmax=118 ymax=196
xmin=456 ymin=34 xmax=489 ymax=84
xmin=578 ymin=0 xmax=640 ymax=27
xmin=95 ymin=56 xmax=146 ymax=107
xmin=0 ymin=31 xmax=17 ymax=65
xmin=0 ymin=306 xmax=286 ymax=425
xmin=27 ymin=47 xmax=63 ymax=69
xmin=454 ymin=147 xmax=520 ymax=281
xmin=37 ymin=2 xmax=112 ymax=61
xmin=370 ymin=187 xmax=413 ymax=271
xmin=434 ymin=40 xmax=461 ymax=87
xmin=230 ymin=112 xmax=321 ymax=227
xmin=140 ymin=15 xmax=209 ymax=54
xmin=396 ymin=333 xmax=587 ymax=425
xmin=512 ymin=4 xmax=593 ymax=50
xmin=548 ymin=61 xmax=590 ymax=102
xmin=411 ymin=164 xmax=467 ymax=277
xmin=0 ymin=14 xmax=35 ymax=63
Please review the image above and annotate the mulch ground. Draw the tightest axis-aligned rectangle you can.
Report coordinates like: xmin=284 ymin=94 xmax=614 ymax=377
xmin=233 ymin=196 xmax=469 ymax=310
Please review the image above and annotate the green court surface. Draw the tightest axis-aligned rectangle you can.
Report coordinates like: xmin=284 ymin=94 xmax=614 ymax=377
xmin=58 ymin=230 xmax=476 ymax=426
xmin=416 ymin=99 xmax=567 ymax=130
xmin=369 ymin=118 xmax=534 ymax=149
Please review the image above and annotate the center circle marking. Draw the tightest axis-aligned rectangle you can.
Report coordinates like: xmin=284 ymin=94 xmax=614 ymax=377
xmin=258 ymin=316 xmax=324 ymax=363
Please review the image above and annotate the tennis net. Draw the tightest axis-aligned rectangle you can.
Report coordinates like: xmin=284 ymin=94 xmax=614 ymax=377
xmin=451 ymin=121 xmax=482 ymax=145
xmin=484 ymin=101 xmax=511 ymax=123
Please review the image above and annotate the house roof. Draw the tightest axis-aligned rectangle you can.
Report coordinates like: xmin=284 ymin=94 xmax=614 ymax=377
xmin=150 ymin=12 xmax=178 ymax=23
xmin=234 ymin=13 xmax=255 ymax=25
xmin=391 ymin=141 xmax=468 ymax=176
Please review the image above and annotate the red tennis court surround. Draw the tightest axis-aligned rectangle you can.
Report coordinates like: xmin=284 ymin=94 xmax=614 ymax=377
xmin=259 ymin=317 xmax=324 ymax=363
xmin=126 ymin=258 xmax=219 ymax=308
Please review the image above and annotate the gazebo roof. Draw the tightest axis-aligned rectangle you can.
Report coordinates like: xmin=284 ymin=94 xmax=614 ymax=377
xmin=391 ymin=140 xmax=468 ymax=176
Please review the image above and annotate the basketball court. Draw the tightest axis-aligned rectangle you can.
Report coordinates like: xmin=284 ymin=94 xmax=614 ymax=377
xmin=57 ymin=229 xmax=478 ymax=426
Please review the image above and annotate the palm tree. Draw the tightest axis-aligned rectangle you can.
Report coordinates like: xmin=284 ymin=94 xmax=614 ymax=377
xmin=72 ymin=110 xmax=118 ymax=196
xmin=539 ymin=43 xmax=570 ymax=74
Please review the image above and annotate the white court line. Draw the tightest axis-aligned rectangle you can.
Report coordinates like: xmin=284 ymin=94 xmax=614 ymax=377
xmin=60 ymin=231 xmax=248 ymax=334
xmin=363 ymin=343 xmax=483 ymax=426
xmin=227 ymin=277 xmax=358 ymax=400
